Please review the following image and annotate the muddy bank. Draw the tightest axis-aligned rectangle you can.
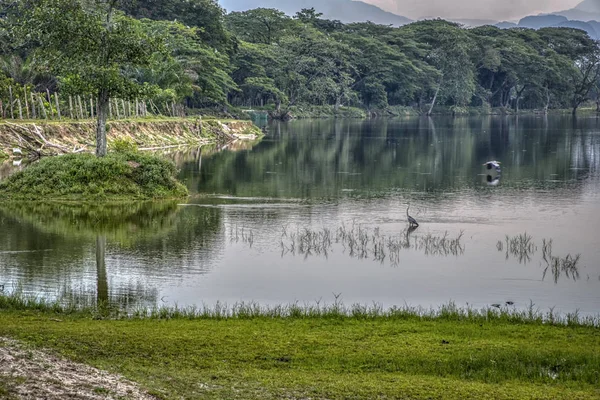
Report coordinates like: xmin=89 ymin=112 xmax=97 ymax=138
xmin=0 ymin=118 xmax=261 ymax=160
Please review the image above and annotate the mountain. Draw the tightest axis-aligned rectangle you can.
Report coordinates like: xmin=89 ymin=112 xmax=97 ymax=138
xmin=218 ymin=0 xmax=412 ymax=26
xmin=518 ymin=15 xmax=568 ymax=29
xmin=495 ymin=21 xmax=517 ymax=29
xmin=493 ymin=2 xmax=600 ymax=39
xmin=448 ymin=19 xmax=500 ymax=27
xmin=556 ymin=20 xmax=598 ymax=38
xmin=556 ymin=0 xmax=600 ymax=21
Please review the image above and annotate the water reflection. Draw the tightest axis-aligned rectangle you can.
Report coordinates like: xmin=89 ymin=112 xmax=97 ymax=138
xmin=0 ymin=201 xmax=189 ymax=308
xmin=498 ymin=233 xmax=583 ymax=283
xmin=177 ymin=116 xmax=600 ymax=199
xmin=279 ymin=224 xmax=465 ymax=266
xmin=1 ymin=115 xmax=600 ymax=314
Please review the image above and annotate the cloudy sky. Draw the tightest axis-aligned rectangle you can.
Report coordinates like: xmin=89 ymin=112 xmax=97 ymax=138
xmin=363 ymin=0 xmax=583 ymax=21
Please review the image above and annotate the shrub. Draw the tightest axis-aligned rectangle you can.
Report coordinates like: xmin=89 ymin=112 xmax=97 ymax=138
xmin=0 ymin=152 xmax=188 ymax=201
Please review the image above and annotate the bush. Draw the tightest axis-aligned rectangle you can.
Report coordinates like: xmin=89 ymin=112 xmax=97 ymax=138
xmin=111 ymin=138 xmax=139 ymax=153
xmin=0 ymin=152 xmax=188 ymax=201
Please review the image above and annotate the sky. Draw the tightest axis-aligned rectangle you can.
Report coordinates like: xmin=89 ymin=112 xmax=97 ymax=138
xmin=363 ymin=0 xmax=583 ymax=21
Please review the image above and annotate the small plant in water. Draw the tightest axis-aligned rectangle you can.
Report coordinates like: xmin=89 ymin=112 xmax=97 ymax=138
xmin=501 ymin=232 xmax=536 ymax=263
xmin=280 ymin=223 xmax=465 ymax=266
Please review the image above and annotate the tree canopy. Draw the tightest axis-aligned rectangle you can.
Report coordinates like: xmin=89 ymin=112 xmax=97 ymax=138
xmin=1 ymin=1 xmax=599 ymax=126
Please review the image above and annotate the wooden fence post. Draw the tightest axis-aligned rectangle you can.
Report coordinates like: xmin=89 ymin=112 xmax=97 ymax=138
xmin=90 ymin=96 xmax=94 ymax=119
xmin=114 ymin=98 xmax=120 ymax=119
xmin=46 ymin=89 xmax=54 ymax=118
xmin=23 ymin=86 xmax=29 ymax=119
xmin=121 ymin=99 xmax=126 ymax=118
xmin=77 ymin=95 xmax=84 ymax=119
xmin=9 ymin=85 xmax=14 ymax=119
xmin=54 ymin=93 xmax=61 ymax=119
xmin=17 ymin=98 xmax=23 ymax=119
xmin=30 ymin=92 xmax=37 ymax=119
xmin=69 ymin=95 xmax=74 ymax=119
xmin=38 ymin=94 xmax=48 ymax=119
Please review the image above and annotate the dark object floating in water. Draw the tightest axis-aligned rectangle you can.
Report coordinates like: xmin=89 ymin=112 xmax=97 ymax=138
xmin=491 ymin=303 xmax=501 ymax=308
xmin=505 ymin=301 xmax=514 ymax=306
xmin=406 ymin=205 xmax=419 ymax=228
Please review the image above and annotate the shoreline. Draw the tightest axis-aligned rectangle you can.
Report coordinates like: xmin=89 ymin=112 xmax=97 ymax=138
xmin=0 ymin=117 xmax=262 ymax=162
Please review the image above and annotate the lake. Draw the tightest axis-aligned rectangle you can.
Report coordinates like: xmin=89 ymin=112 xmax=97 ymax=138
xmin=1 ymin=115 xmax=600 ymax=315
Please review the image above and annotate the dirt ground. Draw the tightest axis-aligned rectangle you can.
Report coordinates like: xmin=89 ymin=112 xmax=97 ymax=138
xmin=0 ymin=337 xmax=156 ymax=400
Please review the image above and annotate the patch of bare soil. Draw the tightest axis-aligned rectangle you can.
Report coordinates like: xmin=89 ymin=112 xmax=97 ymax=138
xmin=0 ymin=337 xmax=157 ymax=400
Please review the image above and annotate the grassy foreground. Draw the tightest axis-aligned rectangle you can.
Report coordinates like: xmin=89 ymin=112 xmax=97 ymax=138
xmin=0 ymin=297 xmax=599 ymax=399
xmin=0 ymin=151 xmax=188 ymax=201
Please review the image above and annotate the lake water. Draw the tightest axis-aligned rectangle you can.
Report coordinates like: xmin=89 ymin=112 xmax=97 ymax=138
xmin=1 ymin=116 xmax=600 ymax=315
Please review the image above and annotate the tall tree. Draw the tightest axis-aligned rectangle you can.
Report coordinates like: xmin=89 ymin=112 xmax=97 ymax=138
xmin=12 ymin=0 xmax=161 ymax=156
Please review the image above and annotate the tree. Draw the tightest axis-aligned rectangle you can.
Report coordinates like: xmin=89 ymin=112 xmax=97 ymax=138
xmin=12 ymin=0 xmax=161 ymax=156
xmin=118 ymin=0 xmax=232 ymax=52
xmin=139 ymin=20 xmax=237 ymax=108
xmin=225 ymin=8 xmax=294 ymax=45
xmin=405 ymin=20 xmax=476 ymax=115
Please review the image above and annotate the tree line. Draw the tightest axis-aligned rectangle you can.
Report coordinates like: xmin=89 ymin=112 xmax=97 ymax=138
xmin=1 ymin=0 xmax=600 ymax=152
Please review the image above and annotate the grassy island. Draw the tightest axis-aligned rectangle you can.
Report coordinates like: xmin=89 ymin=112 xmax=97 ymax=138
xmin=0 ymin=152 xmax=188 ymax=201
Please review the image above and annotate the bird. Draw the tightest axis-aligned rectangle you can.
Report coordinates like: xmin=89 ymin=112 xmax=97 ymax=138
xmin=483 ymin=160 xmax=501 ymax=172
xmin=406 ymin=205 xmax=419 ymax=228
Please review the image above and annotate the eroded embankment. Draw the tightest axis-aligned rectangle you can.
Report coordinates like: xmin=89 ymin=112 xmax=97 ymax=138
xmin=0 ymin=118 xmax=261 ymax=160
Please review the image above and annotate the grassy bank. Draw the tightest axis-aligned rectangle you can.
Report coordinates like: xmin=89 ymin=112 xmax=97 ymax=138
xmin=0 ymin=296 xmax=598 ymax=399
xmin=0 ymin=152 xmax=188 ymax=200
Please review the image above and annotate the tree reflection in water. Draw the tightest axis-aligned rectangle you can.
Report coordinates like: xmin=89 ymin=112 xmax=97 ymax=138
xmin=0 ymin=201 xmax=181 ymax=309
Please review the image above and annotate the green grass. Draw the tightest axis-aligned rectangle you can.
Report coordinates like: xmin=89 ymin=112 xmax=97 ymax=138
xmin=0 ymin=151 xmax=188 ymax=201
xmin=0 ymin=294 xmax=599 ymax=399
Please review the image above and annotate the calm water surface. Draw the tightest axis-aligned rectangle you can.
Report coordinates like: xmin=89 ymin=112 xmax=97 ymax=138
xmin=1 ymin=116 xmax=600 ymax=314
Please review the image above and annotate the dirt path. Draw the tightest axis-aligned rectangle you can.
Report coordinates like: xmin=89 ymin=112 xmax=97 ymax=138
xmin=0 ymin=337 xmax=156 ymax=400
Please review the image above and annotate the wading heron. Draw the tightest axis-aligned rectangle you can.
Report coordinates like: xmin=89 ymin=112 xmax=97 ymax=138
xmin=406 ymin=205 xmax=419 ymax=228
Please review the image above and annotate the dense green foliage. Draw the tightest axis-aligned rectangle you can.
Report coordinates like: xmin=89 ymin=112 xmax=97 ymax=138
xmin=0 ymin=1 xmax=599 ymax=116
xmin=0 ymin=152 xmax=188 ymax=200
xmin=0 ymin=298 xmax=599 ymax=399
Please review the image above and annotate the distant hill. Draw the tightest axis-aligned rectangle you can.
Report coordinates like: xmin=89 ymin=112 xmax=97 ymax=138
xmin=492 ymin=1 xmax=600 ymax=39
xmin=556 ymin=20 xmax=598 ymax=38
xmin=556 ymin=0 xmax=600 ymax=22
xmin=495 ymin=21 xmax=517 ymax=29
xmin=448 ymin=19 xmax=500 ymax=27
xmin=518 ymin=15 xmax=568 ymax=29
xmin=218 ymin=0 xmax=412 ymax=26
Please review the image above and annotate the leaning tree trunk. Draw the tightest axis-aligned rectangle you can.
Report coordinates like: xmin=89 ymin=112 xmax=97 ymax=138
xmin=427 ymin=84 xmax=441 ymax=116
xmin=96 ymin=90 xmax=109 ymax=157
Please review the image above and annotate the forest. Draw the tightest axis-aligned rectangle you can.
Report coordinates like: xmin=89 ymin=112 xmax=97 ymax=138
xmin=1 ymin=0 xmax=600 ymax=119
